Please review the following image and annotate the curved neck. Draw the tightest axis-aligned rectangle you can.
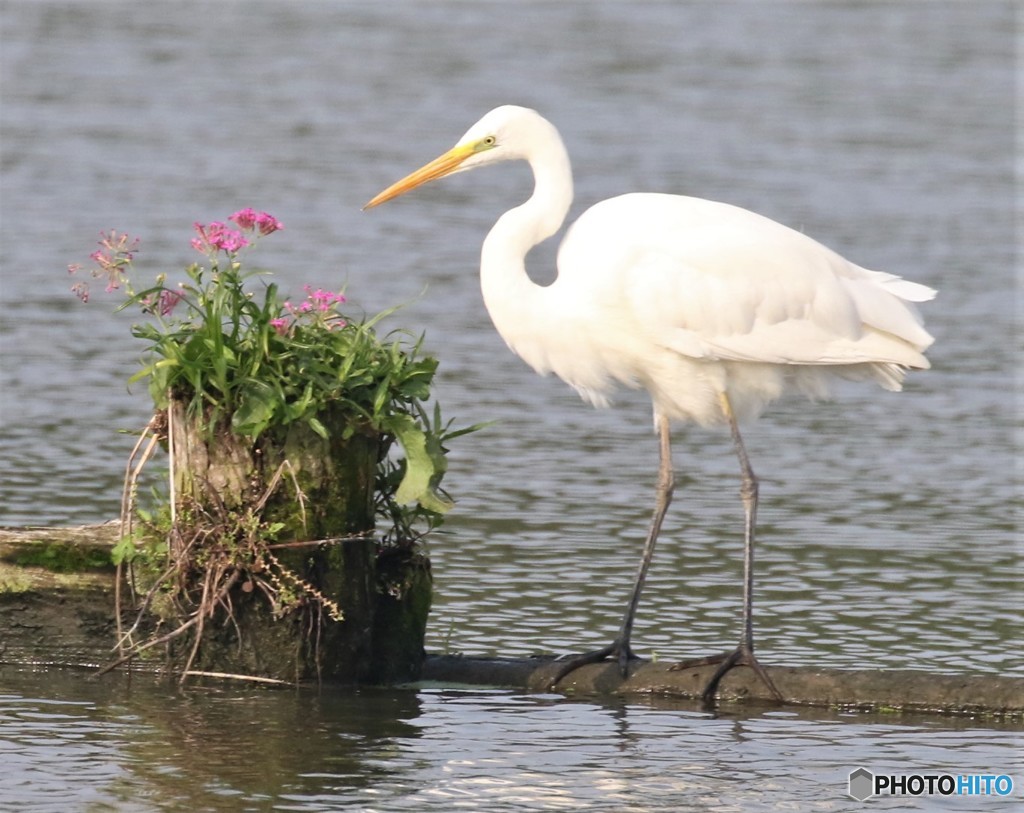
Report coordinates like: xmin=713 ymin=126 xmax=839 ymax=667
xmin=479 ymin=132 xmax=573 ymax=354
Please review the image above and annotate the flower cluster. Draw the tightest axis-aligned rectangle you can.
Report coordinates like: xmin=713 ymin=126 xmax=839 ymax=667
xmin=190 ymin=221 xmax=248 ymax=254
xmin=300 ymin=286 xmax=347 ymax=312
xmin=71 ymin=210 xmax=287 ymax=305
xmin=70 ymin=207 xmax=343 ymax=432
xmin=144 ymin=289 xmax=185 ymax=318
xmin=69 ymin=230 xmax=140 ymax=302
xmin=189 ymin=209 xmax=283 ymax=256
xmin=269 ymin=285 xmax=348 ymax=335
xmin=229 ymin=207 xmax=283 ymax=235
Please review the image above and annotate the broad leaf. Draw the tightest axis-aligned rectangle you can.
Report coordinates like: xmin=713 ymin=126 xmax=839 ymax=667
xmin=231 ymin=379 xmax=278 ymax=437
xmin=386 ymin=413 xmax=454 ymax=513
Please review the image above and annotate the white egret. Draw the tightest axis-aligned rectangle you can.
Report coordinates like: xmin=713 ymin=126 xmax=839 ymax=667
xmin=365 ymin=105 xmax=935 ymax=703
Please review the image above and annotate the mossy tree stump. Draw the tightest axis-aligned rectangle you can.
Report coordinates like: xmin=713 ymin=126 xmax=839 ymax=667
xmin=145 ymin=399 xmax=431 ymax=684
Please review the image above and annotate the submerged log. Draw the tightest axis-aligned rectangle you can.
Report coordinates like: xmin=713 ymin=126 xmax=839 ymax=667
xmin=2 ymin=525 xmax=1021 ymax=719
xmin=0 ymin=523 xmax=429 ymax=683
xmin=0 ymin=523 xmax=120 ymax=668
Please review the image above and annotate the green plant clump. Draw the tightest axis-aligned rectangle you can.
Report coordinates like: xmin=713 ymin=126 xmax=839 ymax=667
xmin=70 ymin=209 xmax=469 ymax=536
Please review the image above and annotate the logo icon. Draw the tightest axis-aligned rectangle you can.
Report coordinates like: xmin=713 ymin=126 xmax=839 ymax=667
xmin=849 ymin=767 xmax=874 ymax=801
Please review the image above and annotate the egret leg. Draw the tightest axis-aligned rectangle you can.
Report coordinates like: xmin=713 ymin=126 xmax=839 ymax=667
xmin=544 ymin=413 xmax=675 ymax=689
xmin=671 ymin=392 xmax=784 ymax=705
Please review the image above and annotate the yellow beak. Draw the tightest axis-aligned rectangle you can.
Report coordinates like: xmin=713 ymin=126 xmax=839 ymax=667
xmin=364 ymin=143 xmax=476 ymax=210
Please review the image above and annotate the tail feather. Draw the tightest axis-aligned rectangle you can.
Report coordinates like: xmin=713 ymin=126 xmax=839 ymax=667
xmin=841 ymin=267 xmax=936 ymax=355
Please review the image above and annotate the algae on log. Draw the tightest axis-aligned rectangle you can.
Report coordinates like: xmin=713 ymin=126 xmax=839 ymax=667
xmin=0 ymin=523 xmax=121 ymax=668
xmin=133 ymin=400 xmax=433 ymax=683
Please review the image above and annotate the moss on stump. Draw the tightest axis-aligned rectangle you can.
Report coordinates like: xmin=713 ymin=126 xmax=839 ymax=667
xmin=155 ymin=400 xmax=431 ymax=684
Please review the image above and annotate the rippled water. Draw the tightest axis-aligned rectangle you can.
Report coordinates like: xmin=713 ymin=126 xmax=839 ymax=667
xmin=1 ymin=668 xmax=1022 ymax=813
xmin=0 ymin=1 xmax=1020 ymax=810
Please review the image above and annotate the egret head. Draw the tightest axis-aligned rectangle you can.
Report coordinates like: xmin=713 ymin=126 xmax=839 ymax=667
xmin=364 ymin=106 xmax=547 ymax=209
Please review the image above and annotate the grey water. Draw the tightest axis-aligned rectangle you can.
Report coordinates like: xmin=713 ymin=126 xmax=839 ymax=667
xmin=0 ymin=1 xmax=1020 ymax=811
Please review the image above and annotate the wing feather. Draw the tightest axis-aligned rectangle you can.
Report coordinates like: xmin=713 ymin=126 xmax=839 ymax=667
xmin=558 ymin=193 xmax=934 ymax=370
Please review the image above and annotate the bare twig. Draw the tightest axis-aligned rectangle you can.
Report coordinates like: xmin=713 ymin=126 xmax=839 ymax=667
xmin=113 ymin=527 xmax=205 ymax=653
xmin=180 ymin=670 xmax=295 ymax=686
xmin=264 ymin=533 xmax=373 ymax=550
xmin=97 ymin=569 xmax=242 ymax=676
xmin=115 ymin=417 xmax=163 ymax=654
xmin=253 ymin=459 xmax=307 ymax=532
xmin=167 ymin=395 xmax=176 ymax=531
xmin=180 ymin=565 xmax=216 ymax=681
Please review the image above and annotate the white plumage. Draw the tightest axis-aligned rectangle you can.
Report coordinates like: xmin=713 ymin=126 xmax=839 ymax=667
xmin=366 ymin=105 xmax=935 ymax=702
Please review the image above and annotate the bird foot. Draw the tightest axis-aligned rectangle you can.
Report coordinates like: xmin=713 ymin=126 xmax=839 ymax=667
xmin=670 ymin=644 xmax=784 ymax=706
xmin=542 ymin=641 xmax=638 ymax=691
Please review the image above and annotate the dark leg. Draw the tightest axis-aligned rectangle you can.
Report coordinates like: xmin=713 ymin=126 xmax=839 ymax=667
xmin=671 ymin=392 xmax=783 ymax=705
xmin=545 ymin=413 xmax=675 ymax=689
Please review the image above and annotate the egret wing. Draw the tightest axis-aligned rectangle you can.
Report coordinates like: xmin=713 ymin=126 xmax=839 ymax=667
xmin=560 ymin=193 xmax=933 ymax=369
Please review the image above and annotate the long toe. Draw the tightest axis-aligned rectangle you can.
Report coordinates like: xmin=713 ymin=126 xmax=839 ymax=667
xmin=544 ymin=641 xmax=634 ymax=691
xmin=739 ymin=650 xmax=784 ymax=703
xmin=702 ymin=647 xmax=783 ymax=705
xmin=671 ymin=647 xmax=783 ymax=705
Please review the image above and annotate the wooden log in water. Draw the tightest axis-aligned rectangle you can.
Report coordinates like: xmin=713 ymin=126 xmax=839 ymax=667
xmin=420 ymin=655 xmax=1024 ymax=719
xmin=0 ymin=522 xmax=120 ymax=668
xmin=2 ymin=525 xmax=1021 ymax=719
xmin=0 ymin=523 xmax=428 ymax=683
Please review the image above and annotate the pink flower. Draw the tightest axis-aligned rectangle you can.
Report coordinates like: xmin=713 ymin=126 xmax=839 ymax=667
xmin=284 ymin=297 xmax=312 ymax=317
xmin=191 ymin=221 xmax=249 ymax=254
xmin=254 ymin=211 xmax=283 ymax=235
xmin=190 ymin=222 xmax=215 ymax=253
xmin=269 ymin=317 xmax=289 ymax=336
xmin=229 ymin=208 xmax=283 ymax=235
xmin=282 ymin=285 xmax=347 ymax=327
xmin=70 ymin=281 xmax=90 ymax=303
xmin=229 ymin=208 xmax=257 ymax=230
xmin=69 ymin=230 xmax=139 ymax=300
xmin=302 ymin=285 xmax=346 ymax=312
xmin=159 ymin=289 xmax=183 ymax=316
xmin=217 ymin=228 xmax=248 ymax=252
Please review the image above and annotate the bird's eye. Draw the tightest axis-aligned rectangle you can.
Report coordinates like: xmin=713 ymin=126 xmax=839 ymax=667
xmin=483 ymin=135 xmax=496 ymax=146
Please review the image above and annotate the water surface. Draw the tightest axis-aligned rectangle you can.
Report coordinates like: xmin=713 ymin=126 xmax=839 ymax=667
xmin=1 ymin=668 xmax=1022 ymax=812
xmin=0 ymin=1 xmax=1019 ymax=810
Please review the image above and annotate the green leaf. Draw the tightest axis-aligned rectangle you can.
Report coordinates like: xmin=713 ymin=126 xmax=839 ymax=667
xmin=231 ymin=379 xmax=278 ymax=437
xmin=111 ymin=535 xmax=138 ymax=566
xmin=307 ymin=415 xmax=329 ymax=440
xmin=127 ymin=364 xmax=157 ymax=386
xmin=385 ymin=413 xmax=454 ymax=513
xmin=443 ymin=419 xmax=495 ymax=442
